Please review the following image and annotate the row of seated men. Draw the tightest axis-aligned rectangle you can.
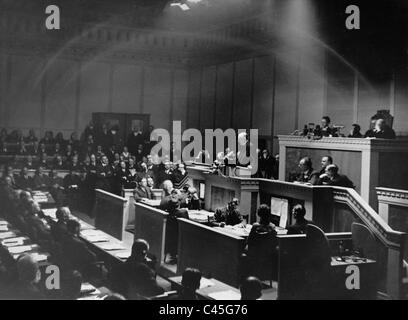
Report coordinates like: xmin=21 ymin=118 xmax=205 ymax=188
xmin=0 ymin=250 xmax=266 ymax=300
xmin=292 ymin=156 xmax=355 ymax=188
xmin=0 ymin=186 xmax=266 ymax=300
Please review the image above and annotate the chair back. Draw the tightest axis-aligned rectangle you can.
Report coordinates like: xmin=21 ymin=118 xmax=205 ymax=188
xmin=351 ymin=222 xmax=378 ymax=260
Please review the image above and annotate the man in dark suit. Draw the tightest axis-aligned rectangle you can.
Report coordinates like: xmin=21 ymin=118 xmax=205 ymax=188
xmin=365 ymin=118 xmax=396 ymax=139
xmin=213 ymin=198 xmax=243 ymax=226
xmin=96 ymin=155 xmax=113 ymax=192
xmin=287 ymin=204 xmax=314 ymax=235
xmin=133 ymin=177 xmax=153 ymax=202
xmin=172 ymin=268 xmax=202 ymax=300
xmin=16 ymin=167 xmax=34 ymax=190
xmin=159 ymin=180 xmax=174 ymax=211
xmin=50 ymin=206 xmax=70 ymax=242
xmin=164 ymin=196 xmax=189 ymax=264
xmin=296 ymin=157 xmax=320 ymax=185
xmin=12 ymin=254 xmax=44 ymax=300
xmin=321 ymin=164 xmax=354 ymax=188
xmin=61 ymin=219 xmax=97 ymax=278
xmin=109 ymin=239 xmax=164 ymax=299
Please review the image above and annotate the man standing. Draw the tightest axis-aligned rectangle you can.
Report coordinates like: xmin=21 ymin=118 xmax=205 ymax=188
xmin=96 ymin=155 xmax=113 ymax=192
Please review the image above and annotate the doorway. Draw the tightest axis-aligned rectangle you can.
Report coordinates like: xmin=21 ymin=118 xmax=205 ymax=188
xmin=92 ymin=112 xmax=150 ymax=146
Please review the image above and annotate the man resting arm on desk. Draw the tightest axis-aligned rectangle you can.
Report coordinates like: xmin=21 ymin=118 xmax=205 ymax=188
xmin=211 ymin=198 xmax=243 ymax=227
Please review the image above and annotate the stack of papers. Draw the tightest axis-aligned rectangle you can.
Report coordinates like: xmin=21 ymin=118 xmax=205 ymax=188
xmin=0 ymin=231 xmax=17 ymax=239
xmin=0 ymin=225 xmax=9 ymax=232
xmin=42 ymin=208 xmax=57 ymax=220
xmin=1 ymin=237 xmax=27 ymax=247
xmin=31 ymin=253 xmax=49 ymax=262
xmin=8 ymin=245 xmax=33 ymax=255
xmin=82 ymin=234 xmax=109 ymax=243
xmin=114 ymin=251 xmax=131 ymax=259
xmin=207 ymin=290 xmax=241 ymax=300
xmin=98 ymin=242 xmax=126 ymax=251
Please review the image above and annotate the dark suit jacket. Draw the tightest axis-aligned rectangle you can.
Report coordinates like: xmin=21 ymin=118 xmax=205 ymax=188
xmin=134 ymin=186 xmax=153 ymax=201
xmin=324 ymin=174 xmax=354 ymax=188
xmin=109 ymin=260 xmax=164 ymax=299
xmin=287 ymin=219 xmax=314 ymax=235
xmin=296 ymin=169 xmax=320 ymax=185
xmin=214 ymin=206 xmax=242 ymax=226
xmin=61 ymin=235 xmax=97 ymax=275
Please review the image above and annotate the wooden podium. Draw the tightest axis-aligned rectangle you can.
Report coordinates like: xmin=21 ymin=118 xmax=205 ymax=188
xmin=278 ymin=135 xmax=408 ymax=209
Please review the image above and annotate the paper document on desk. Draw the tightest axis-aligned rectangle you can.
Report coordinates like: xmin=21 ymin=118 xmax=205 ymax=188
xmin=81 ymin=283 xmax=98 ymax=294
xmin=83 ymin=235 xmax=110 ymax=243
xmin=0 ymin=231 xmax=16 ymax=239
xmin=115 ymin=251 xmax=131 ymax=259
xmin=200 ymin=278 xmax=215 ymax=289
xmin=208 ymin=290 xmax=241 ymax=300
xmin=8 ymin=245 xmax=33 ymax=254
xmin=81 ymin=229 xmax=104 ymax=236
xmin=2 ymin=237 xmax=27 ymax=247
xmin=141 ymin=199 xmax=161 ymax=207
xmin=98 ymin=242 xmax=126 ymax=251
xmin=42 ymin=208 xmax=57 ymax=220
xmin=31 ymin=253 xmax=49 ymax=262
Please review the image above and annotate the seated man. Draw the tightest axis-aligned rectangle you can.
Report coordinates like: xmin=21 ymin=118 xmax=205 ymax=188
xmin=213 ymin=198 xmax=243 ymax=227
xmin=318 ymin=156 xmax=333 ymax=184
xmin=60 ymin=270 xmax=83 ymax=300
xmin=348 ymin=124 xmax=363 ymax=138
xmin=109 ymin=239 xmax=164 ymax=299
xmin=365 ymin=118 xmax=396 ymax=139
xmin=245 ymin=205 xmax=278 ymax=281
xmin=33 ymin=166 xmax=50 ymax=190
xmin=240 ymin=276 xmax=263 ymax=300
xmin=287 ymin=204 xmax=314 ymax=235
xmin=12 ymin=254 xmax=44 ymax=300
xmin=181 ymin=187 xmax=201 ymax=210
xmin=133 ymin=177 xmax=153 ymax=202
xmin=159 ymin=180 xmax=175 ymax=211
xmin=61 ymin=219 xmax=97 ymax=278
xmin=173 ymin=268 xmax=202 ymax=300
xmin=320 ymin=164 xmax=354 ymax=188
xmin=50 ymin=206 xmax=70 ymax=242
xmin=16 ymin=167 xmax=34 ymax=190
xmin=25 ymin=201 xmax=53 ymax=243
xmin=296 ymin=157 xmax=320 ymax=185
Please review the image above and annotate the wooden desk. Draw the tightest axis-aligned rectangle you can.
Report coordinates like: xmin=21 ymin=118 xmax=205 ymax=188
xmin=177 ymin=218 xmax=246 ymax=287
xmin=41 ymin=208 xmax=132 ymax=267
xmin=169 ymin=276 xmax=277 ymax=300
xmin=134 ymin=203 xmax=168 ymax=266
xmin=213 ymin=225 xmax=252 ymax=238
xmin=93 ymin=189 xmax=128 ymax=241
xmin=278 ymin=135 xmax=408 ymax=209
xmin=188 ymin=209 xmax=214 ymax=224
xmin=168 ymin=276 xmax=241 ymax=300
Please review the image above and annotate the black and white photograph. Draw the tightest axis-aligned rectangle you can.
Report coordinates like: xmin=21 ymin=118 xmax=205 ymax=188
xmin=0 ymin=0 xmax=408 ymax=305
